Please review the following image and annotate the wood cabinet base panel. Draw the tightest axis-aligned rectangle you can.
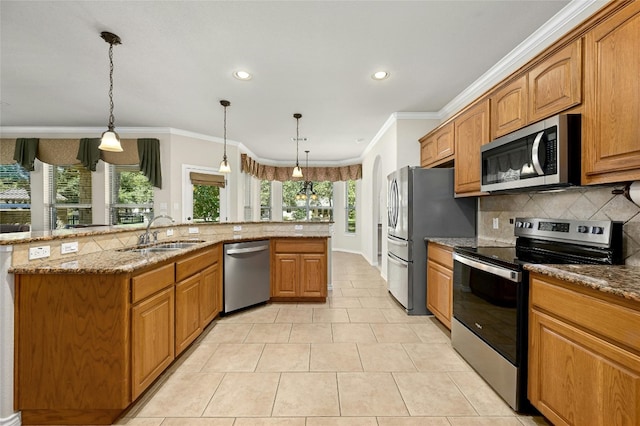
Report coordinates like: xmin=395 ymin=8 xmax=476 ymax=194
xmin=20 ymin=409 xmax=123 ymax=425
xmin=270 ymin=296 xmax=326 ymax=303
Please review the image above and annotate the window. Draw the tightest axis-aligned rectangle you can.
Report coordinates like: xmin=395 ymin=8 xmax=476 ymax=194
xmin=260 ymin=180 xmax=271 ymax=221
xmin=0 ymin=164 xmax=31 ymax=227
xmin=49 ymin=164 xmax=92 ymax=229
xmin=110 ymin=165 xmax=153 ymax=225
xmin=282 ymin=180 xmax=333 ymax=222
xmin=346 ymin=179 xmax=356 ymax=233
xmin=193 ymin=184 xmax=221 ymax=222
xmin=244 ymin=173 xmax=253 ymax=221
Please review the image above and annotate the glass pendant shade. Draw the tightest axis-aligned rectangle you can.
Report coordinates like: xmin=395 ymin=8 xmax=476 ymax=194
xmin=219 ymin=158 xmax=231 ymax=173
xmin=292 ymin=166 xmax=303 ymax=178
xmin=98 ymin=128 xmax=123 ymax=152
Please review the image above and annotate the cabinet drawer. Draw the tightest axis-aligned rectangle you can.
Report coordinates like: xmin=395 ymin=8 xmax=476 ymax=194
xmin=132 ymin=263 xmax=175 ymax=304
xmin=427 ymin=243 xmax=453 ymax=269
xmin=176 ymin=249 xmax=217 ymax=282
xmin=274 ymin=239 xmax=326 ymax=254
xmin=530 ymin=275 xmax=640 ymax=353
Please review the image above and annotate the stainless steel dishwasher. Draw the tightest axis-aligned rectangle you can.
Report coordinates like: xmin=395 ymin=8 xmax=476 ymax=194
xmin=223 ymin=240 xmax=270 ymax=314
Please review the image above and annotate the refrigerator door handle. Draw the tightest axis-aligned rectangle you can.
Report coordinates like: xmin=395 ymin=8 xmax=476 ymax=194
xmin=387 ymin=252 xmax=409 ymax=267
xmin=387 ymin=235 xmax=408 ymax=247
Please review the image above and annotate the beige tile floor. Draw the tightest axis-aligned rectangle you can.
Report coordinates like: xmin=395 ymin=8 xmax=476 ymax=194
xmin=119 ymin=252 xmax=551 ymax=426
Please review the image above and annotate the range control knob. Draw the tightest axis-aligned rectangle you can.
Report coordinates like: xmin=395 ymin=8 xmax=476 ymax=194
xmin=577 ymin=225 xmax=589 ymax=233
xmin=591 ymin=226 xmax=604 ymax=234
xmin=515 ymin=221 xmax=523 ymax=228
xmin=524 ymin=222 xmax=533 ymax=229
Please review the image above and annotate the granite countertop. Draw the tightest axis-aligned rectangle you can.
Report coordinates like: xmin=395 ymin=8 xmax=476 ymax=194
xmin=425 ymin=237 xmax=511 ymax=249
xmin=524 ymin=264 xmax=640 ymax=303
xmin=9 ymin=233 xmax=330 ymax=275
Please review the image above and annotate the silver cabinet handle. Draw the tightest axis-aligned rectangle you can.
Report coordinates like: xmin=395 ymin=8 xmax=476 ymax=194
xmin=387 ymin=252 xmax=408 ymax=268
xmin=531 ymin=131 xmax=545 ymax=175
xmin=387 ymin=235 xmax=408 ymax=247
xmin=453 ymin=252 xmax=521 ymax=282
xmin=226 ymin=245 xmax=269 ymax=255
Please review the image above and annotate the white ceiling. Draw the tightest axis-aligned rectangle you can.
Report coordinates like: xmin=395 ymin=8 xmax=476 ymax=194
xmin=1 ymin=1 xmax=582 ymax=164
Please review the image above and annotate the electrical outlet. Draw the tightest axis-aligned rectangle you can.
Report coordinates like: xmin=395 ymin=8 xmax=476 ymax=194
xmin=29 ymin=246 xmax=51 ymax=260
xmin=233 ymin=225 xmax=242 ymax=232
xmin=166 ymin=229 xmax=174 ymax=236
xmin=294 ymin=224 xmax=303 ymax=230
xmin=188 ymin=227 xmax=199 ymax=234
xmin=492 ymin=218 xmax=499 ymax=229
xmin=61 ymin=241 xmax=78 ymax=254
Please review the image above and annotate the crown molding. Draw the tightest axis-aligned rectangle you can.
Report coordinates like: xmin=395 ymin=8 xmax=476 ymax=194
xmin=440 ymin=0 xmax=607 ymax=120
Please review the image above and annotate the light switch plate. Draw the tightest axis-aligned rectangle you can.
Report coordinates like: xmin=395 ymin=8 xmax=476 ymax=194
xmin=188 ymin=227 xmax=199 ymax=234
xmin=294 ymin=224 xmax=303 ymax=230
xmin=166 ymin=229 xmax=174 ymax=236
xmin=29 ymin=246 xmax=51 ymax=260
xmin=61 ymin=241 xmax=78 ymax=254
xmin=233 ymin=225 xmax=242 ymax=232
xmin=492 ymin=218 xmax=499 ymax=229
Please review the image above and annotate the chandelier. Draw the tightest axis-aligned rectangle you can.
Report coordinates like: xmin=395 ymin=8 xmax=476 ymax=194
xmin=296 ymin=150 xmax=317 ymax=201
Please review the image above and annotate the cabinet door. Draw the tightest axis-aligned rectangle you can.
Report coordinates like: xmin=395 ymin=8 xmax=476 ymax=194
xmin=200 ymin=262 xmax=220 ymax=327
xmin=175 ymin=274 xmax=202 ymax=355
xmin=454 ymin=99 xmax=490 ymax=195
xmin=491 ymin=75 xmax=528 ymax=138
xmin=583 ymin=2 xmax=640 ymax=184
xmin=528 ymin=39 xmax=582 ymax=123
xmin=299 ymin=253 xmax=327 ymax=298
xmin=426 ymin=261 xmax=453 ymax=330
xmin=420 ymin=123 xmax=454 ymax=167
xmin=273 ymin=253 xmax=299 ymax=297
xmin=529 ymin=309 xmax=640 ymax=426
xmin=132 ymin=287 xmax=175 ymax=400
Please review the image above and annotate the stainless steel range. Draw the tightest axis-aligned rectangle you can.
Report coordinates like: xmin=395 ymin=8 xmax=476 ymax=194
xmin=451 ymin=217 xmax=623 ymax=411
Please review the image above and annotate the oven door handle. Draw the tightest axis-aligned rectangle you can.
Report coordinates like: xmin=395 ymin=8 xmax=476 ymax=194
xmin=453 ymin=253 xmax=522 ymax=282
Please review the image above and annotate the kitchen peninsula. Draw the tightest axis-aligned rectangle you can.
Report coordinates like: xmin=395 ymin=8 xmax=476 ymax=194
xmin=2 ymin=221 xmax=331 ymax=426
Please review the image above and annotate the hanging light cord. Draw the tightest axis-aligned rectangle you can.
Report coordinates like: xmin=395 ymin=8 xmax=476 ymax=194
xmin=107 ymin=41 xmax=115 ymax=131
xmin=295 ymin=116 xmax=300 ymax=168
xmin=223 ymin=104 xmax=228 ymax=162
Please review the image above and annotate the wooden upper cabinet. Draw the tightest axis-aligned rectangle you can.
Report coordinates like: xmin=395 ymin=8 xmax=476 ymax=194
xmin=491 ymin=75 xmax=528 ymax=138
xmin=420 ymin=123 xmax=454 ymax=167
xmin=454 ymin=99 xmax=490 ymax=195
xmin=582 ymin=1 xmax=640 ymax=184
xmin=528 ymin=39 xmax=582 ymax=123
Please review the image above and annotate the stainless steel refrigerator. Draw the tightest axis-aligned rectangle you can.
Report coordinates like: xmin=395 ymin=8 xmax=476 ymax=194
xmin=387 ymin=166 xmax=476 ymax=315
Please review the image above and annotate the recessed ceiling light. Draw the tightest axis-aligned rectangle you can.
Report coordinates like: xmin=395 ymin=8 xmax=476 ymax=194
xmin=372 ymin=71 xmax=389 ymax=80
xmin=233 ymin=70 xmax=252 ymax=80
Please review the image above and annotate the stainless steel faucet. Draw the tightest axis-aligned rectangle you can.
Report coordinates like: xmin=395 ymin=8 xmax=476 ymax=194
xmin=138 ymin=214 xmax=175 ymax=245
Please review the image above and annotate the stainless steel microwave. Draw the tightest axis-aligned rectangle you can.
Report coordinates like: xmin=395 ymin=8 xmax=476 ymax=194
xmin=481 ymin=114 xmax=581 ymax=193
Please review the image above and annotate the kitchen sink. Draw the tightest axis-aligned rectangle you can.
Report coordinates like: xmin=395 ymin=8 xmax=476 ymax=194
xmin=118 ymin=240 xmax=206 ymax=254
xmin=153 ymin=241 xmax=204 ymax=249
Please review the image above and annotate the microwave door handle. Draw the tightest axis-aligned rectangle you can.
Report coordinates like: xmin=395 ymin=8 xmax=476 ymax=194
xmin=531 ymin=131 xmax=545 ymax=175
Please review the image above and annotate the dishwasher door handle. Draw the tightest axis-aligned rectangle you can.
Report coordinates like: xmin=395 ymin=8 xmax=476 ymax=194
xmin=226 ymin=245 xmax=270 ymax=255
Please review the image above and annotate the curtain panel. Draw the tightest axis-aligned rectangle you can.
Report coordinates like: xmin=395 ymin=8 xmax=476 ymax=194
xmin=189 ymin=172 xmax=226 ymax=188
xmin=241 ymin=153 xmax=362 ymax=182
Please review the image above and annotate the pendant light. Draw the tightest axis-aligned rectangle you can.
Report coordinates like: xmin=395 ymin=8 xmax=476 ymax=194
xmin=219 ymin=100 xmax=231 ymax=173
xmin=98 ymin=31 xmax=123 ymax=152
xmin=296 ymin=150 xmax=318 ymax=201
xmin=292 ymin=113 xmax=304 ymax=178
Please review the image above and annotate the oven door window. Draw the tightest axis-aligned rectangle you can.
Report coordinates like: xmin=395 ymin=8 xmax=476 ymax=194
xmin=453 ymin=259 xmax=519 ymax=364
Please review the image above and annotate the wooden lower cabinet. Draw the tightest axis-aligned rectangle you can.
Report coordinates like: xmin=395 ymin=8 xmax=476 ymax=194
xmin=132 ymin=286 xmax=175 ymax=401
xmin=14 ymin=273 xmax=132 ymax=425
xmin=175 ymin=274 xmax=202 ymax=355
xmin=200 ymin=262 xmax=221 ymax=327
xmin=426 ymin=242 xmax=454 ymax=329
xmin=271 ymin=238 xmax=328 ymax=301
xmin=528 ymin=273 xmax=640 ymax=426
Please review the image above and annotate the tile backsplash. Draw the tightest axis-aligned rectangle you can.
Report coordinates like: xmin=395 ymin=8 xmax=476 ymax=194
xmin=478 ymin=185 xmax=640 ymax=265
